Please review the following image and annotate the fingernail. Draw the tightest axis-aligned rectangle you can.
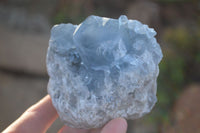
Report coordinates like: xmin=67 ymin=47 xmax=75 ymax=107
xmin=101 ymin=118 xmax=128 ymax=133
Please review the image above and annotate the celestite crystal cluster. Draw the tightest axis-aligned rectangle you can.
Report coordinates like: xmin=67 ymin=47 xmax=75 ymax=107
xmin=47 ymin=15 xmax=163 ymax=129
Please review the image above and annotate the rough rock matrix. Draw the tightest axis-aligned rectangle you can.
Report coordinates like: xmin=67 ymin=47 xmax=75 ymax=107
xmin=47 ymin=15 xmax=163 ymax=129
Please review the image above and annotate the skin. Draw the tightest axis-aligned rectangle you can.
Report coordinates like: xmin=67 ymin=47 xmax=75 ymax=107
xmin=3 ymin=95 xmax=127 ymax=133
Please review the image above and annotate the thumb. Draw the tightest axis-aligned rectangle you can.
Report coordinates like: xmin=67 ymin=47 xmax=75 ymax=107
xmin=101 ymin=118 xmax=127 ymax=133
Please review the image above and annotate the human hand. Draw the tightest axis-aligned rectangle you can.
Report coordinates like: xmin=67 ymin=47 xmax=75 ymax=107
xmin=3 ymin=95 xmax=127 ymax=133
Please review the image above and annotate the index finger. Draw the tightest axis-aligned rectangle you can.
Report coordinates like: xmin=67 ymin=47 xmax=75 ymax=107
xmin=3 ymin=95 xmax=58 ymax=133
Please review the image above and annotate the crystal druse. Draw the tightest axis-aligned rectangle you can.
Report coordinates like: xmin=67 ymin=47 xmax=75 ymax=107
xmin=47 ymin=15 xmax=163 ymax=129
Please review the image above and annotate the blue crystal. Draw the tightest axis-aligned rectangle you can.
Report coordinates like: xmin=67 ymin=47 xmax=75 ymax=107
xmin=47 ymin=15 xmax=163 ymax=129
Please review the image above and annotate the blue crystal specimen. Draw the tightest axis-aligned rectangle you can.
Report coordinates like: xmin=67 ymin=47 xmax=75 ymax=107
xmin=47 ymin=15 xmax=163 ymax=129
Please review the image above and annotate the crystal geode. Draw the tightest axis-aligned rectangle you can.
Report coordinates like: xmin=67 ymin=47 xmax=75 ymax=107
xmin=47 ymin=15 xmax=163 ymax=129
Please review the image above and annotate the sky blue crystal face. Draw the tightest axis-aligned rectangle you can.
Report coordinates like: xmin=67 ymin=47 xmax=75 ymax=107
xmin=47 ymin=15 xmax=163 ymax=129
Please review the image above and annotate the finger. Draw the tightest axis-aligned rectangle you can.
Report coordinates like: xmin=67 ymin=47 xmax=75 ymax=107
xmin=101 ymin=118 xmax=127 ymax=133
xmin=3 ymin=95 xmax=58 ymax=133
xmin=58 ymin=125 xmax=102 ymax=133
xmin=58 ymin=125 xmax=89 ymax=133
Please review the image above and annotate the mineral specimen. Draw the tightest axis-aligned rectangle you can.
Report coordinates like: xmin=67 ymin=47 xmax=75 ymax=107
xmin=47 ymin=15 xmax=163 ymax=129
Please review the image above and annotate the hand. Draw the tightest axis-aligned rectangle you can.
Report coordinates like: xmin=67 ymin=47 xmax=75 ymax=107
xmin=3 ymin=95 xmax=127 ymax=133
